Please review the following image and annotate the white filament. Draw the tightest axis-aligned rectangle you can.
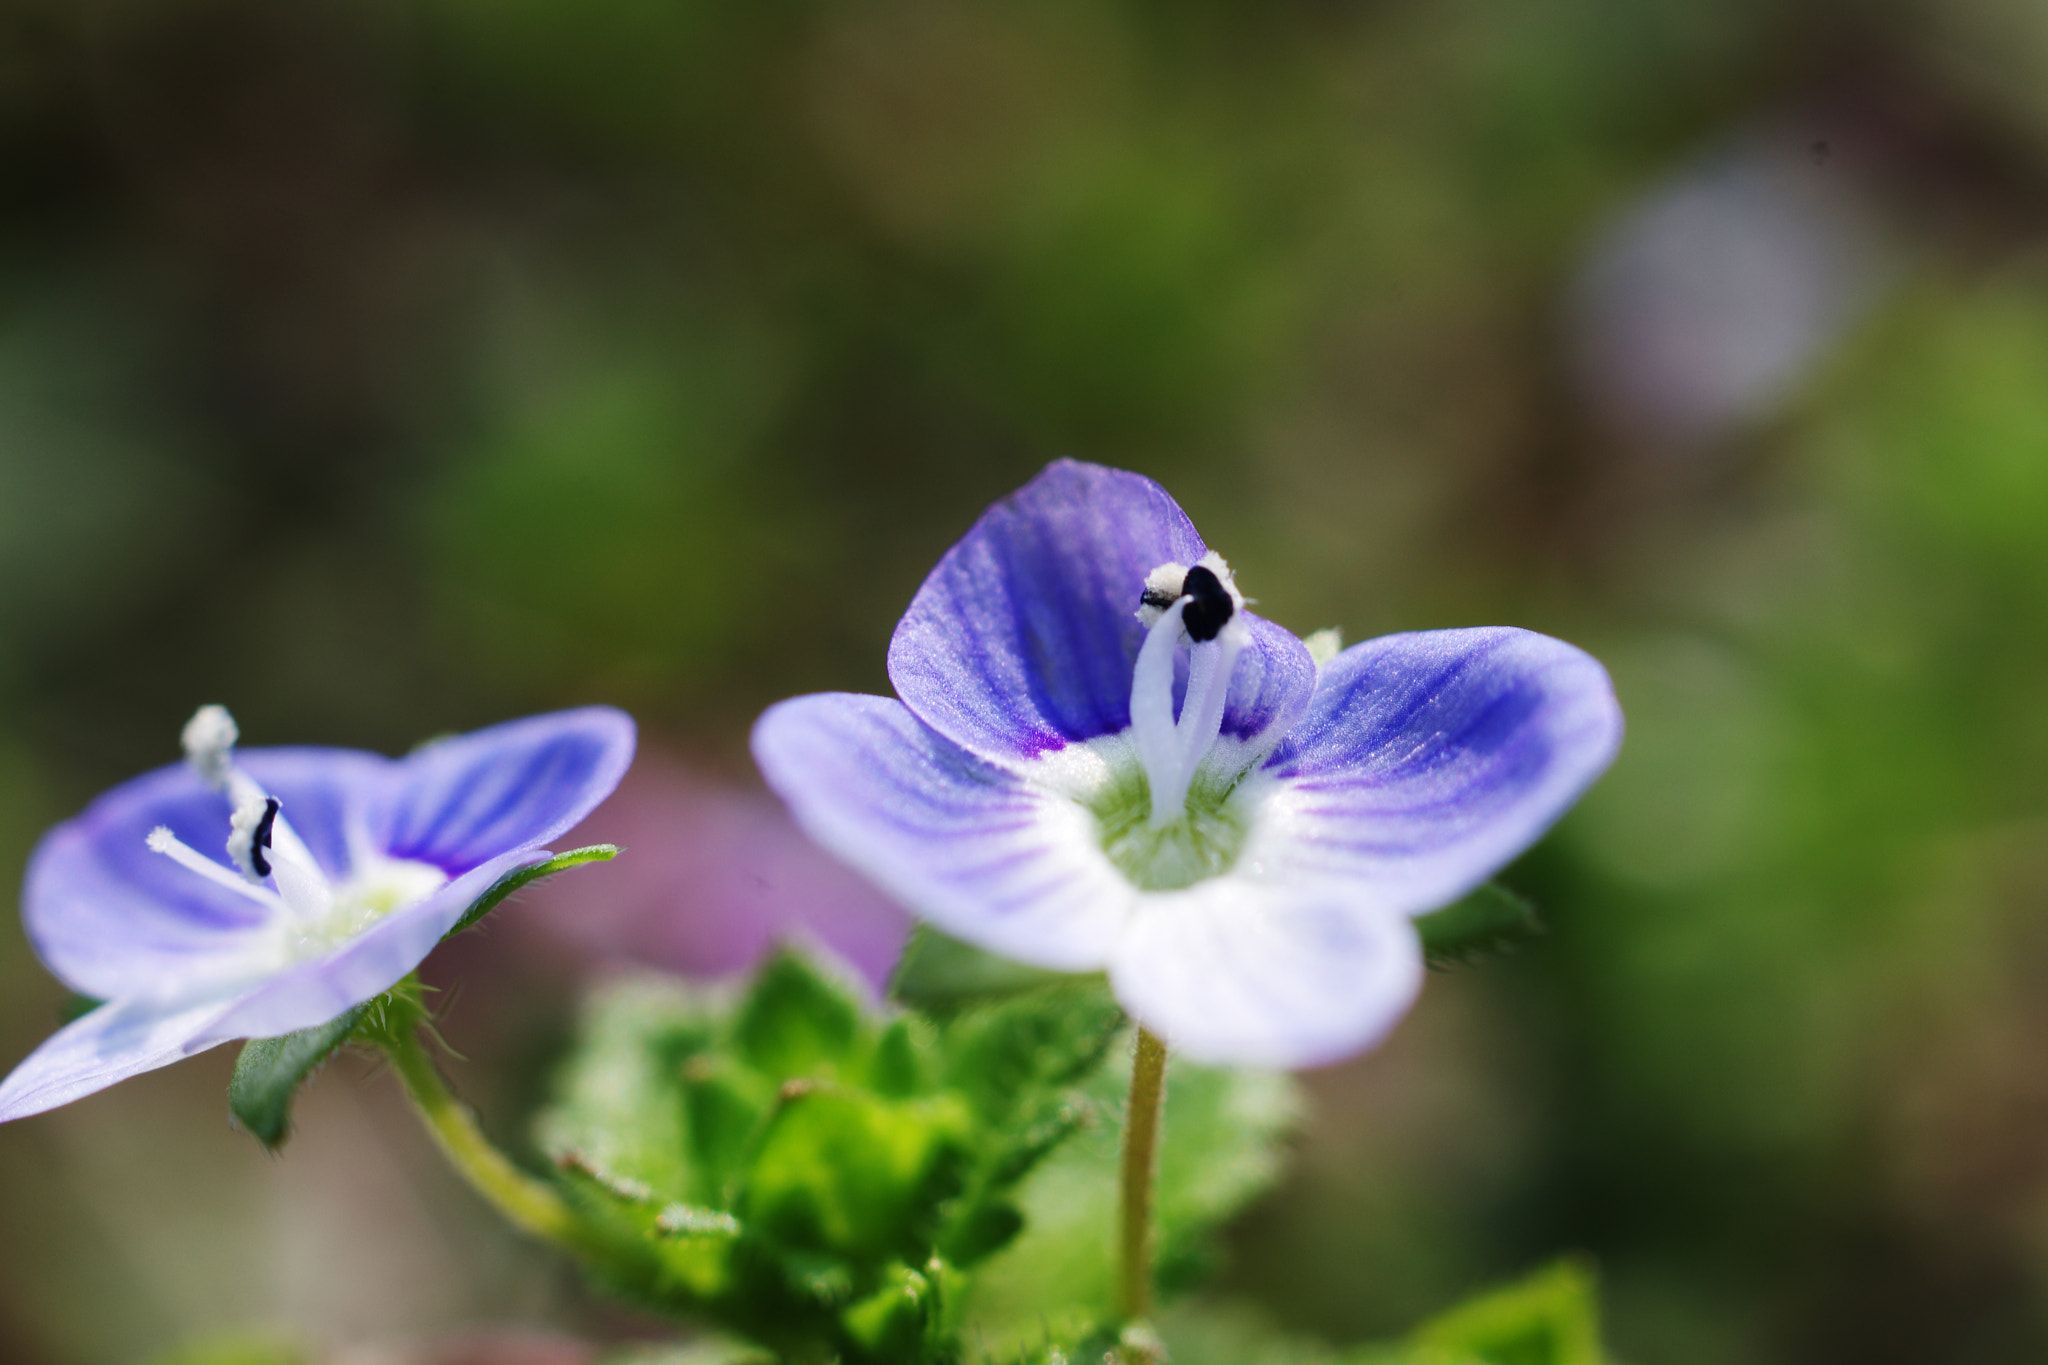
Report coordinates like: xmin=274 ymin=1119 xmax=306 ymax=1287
xmin=1128 ymin=597 xmax=1249 ymax=830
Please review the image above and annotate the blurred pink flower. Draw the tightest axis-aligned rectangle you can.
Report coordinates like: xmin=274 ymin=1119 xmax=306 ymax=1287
xmin=518 ymin=748 xmax=912 ymax=990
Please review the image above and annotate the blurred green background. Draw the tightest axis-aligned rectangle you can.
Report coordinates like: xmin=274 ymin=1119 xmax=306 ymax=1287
xmin=2 ymin=0 xmax=2048 ymax=1360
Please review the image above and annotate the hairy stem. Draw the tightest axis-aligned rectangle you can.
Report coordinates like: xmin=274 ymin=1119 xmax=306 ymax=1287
xmin=1118 ymin=1026 xmax=1169 ymax=1325
xmin=370 ymin=991 xmax=587 ymax=1253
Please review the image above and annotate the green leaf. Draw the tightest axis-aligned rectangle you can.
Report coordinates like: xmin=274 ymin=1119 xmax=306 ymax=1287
xmin=1402 ymin=1260 xmax=1607 ymax=1365
xmin=1416 ymin=882 xmax=1542 ymax=969
xmin=841 ymin=1261 xmax=938 ymax=1359
xmin=448 ymin=843 xmax=619 ymax=936
xmin=535 ymin=975 xmax=724 ymax=1200
xmin=940 ymin=981 xmax=1124 ymax=1128
xmin=732 ymin=948 xmax=869 ymax=1082
xmin=742 ymin=1085 xmax=973 ymax=1262
xmin=228 ymin=1002 xmax=372 ymax=1150
xmin=961 ymin=1041 xmax=1301 ymax=1352
xmin=890 ymin=923 xmax=1080 ymax=1013
xmin=534 ymin=948 xmax=1124 ymax=1362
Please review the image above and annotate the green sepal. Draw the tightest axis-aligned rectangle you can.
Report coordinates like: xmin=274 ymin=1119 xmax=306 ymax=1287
xmin=448 ymin=843 xmax=619 ymax=936
xmin=1416 ymin=881 xmax=1541 ymax=969
xmin=888 ymin=922 xmax=1078 ymax=1014
xmin=228 ymin=1001 xmax=373 ymax=1149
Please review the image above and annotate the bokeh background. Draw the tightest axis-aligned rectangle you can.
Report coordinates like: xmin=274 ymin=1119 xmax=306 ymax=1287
xmin=2 ymin=0 xmax=2048 ymax=1361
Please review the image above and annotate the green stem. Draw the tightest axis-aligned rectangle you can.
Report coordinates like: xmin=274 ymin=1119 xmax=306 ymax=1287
xmin=1118 ymin=1026 xmax=1169 ymax=1325
xmin=370 ymin=993 xmax=587 ymax=1253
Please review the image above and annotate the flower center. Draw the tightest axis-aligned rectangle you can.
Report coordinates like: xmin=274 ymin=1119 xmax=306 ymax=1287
xmin=1083 ymin=748 xmax=1254 ymax=891
xmin=147 ymin=705 xmax=448 ymax=964
xmin=1127 ymin=553 xmax=1250 ymax=831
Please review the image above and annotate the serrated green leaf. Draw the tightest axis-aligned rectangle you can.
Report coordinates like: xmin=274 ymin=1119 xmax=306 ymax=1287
xmin=890 ymin=923 xmax=1078 ymax=1013
xmin=534 ymin=947 xmax=1123 ymax=1362
xmin=742 ymin=1084 xmax=973 ymax=1263
xmin=842 ymin=1262 xmax=935 ymax=1358
xmin=942 ymin=1199 xmax=1025 ymax=1265
xmin=940 ymin=981 xmax=1124 ymax=1127
xmin=869 ymin=1015 xmax=934 ymax=1097
xmin=535 ymin=975 xmax=724 ymax=1199
xmin=448 ymin=843 xmax=619 ymax=936
xmin=1416 ymin=882 xmax=1541 ymax=969
xmin=553 ymin=1152 xmax=742 ymax=1302
xmin=732 ymin=949 xmax=869 ymax=1081
xmin=961 ymin=1040 xmax=1301 ymax=1352
xmin=684 ymin=1053 xmax=774 ymax=1204
xmin=228 ymin=1001 xmax=371 ymax=1149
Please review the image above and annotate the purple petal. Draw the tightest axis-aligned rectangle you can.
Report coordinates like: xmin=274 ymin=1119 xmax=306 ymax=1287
xmin=197 ymin=848 xmax=550 ymax=1043
xmin=24 ymin=751 xmax=392 ymax=1002
xmin=1255 ymin=627 xmax=1623 ymax=915
xmin=377 ymin=707 xmax=636 ymax=874
xmin=752 ymin=692 xmax=1134 ymax=971
xmin=1111 ymin=883 xmax=1425 ymax=1068
xmin=0 ymin=995 xmax=236 ymax=1123
xmin=887 ymin=460 xmax=1314 ymax=764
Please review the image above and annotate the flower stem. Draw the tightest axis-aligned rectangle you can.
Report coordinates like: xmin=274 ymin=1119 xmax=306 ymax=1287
xmin=369 ymin=992 xmax=586 ymax=1253
xmin=1118 ymin=1026 xmax=1169 ymax=1326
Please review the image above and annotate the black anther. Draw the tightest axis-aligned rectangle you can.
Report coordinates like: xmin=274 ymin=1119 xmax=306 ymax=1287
xmin=250 ymin=798 xmax=279 ymax=878
xmin=1180 ymin=565 xmax=1235 ymax=643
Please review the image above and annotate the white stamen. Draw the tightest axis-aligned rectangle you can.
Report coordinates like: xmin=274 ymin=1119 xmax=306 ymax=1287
xmin=1130 ymin=600 xmax=1189 ymax=814
xmin=181 ymin=705 xmax=240 ymax=791
xmin=1171 ymin=624 xmax=1245 ymax=813
xmin=226 ymin=793 xmax=277 ymax=884
xmin=146 ymin=825 xmax=287 ymax=912
xmin=266 ymin=837 xmax=337 ymax=921
xmin=1127 ymin=558 xmax=1253 ymax=830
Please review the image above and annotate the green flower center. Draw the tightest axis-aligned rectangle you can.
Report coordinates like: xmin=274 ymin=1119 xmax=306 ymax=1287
xmin=286 ymin=857 xmax=448 ymax=959
xmin=1086 ymin=755 xmax=1253 ymax=891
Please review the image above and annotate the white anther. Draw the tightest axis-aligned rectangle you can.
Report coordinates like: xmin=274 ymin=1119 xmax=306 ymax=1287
xmin=226 ymin=793 xmax=273 ymax=883
xmin=1136 ymin=562 xmax=1192 ymax=628
xmin=181 ymin=705 xmax=240 ymax=791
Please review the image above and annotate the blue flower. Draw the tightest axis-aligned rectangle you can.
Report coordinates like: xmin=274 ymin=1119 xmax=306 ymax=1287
xmin=0 ymin=706 xmax=635 ymax=1122
xmin=753 ymin=461 xmax=1622 ymax=1067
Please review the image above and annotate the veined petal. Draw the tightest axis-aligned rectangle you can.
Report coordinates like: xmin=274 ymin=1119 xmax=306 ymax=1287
xmin=25 ymin=751 xmax=390 ymax=1002
xmin=196 ymin=848 xmax=550 ymax=1043
xmin=887 ymin=459 xmax=1313 ymax=765
xmin=752 ymin=691 xmax=1134 ymax=971
xmin=1253 ymin=627 xmax=1623 ymax=915
xmin=377 ymin=707 xmax=636 ymax=874
xmin=1110 ymin=881 xmax=1425 ymax=1068
xmin=0 ymin=996 xmax=237 ymax=1123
